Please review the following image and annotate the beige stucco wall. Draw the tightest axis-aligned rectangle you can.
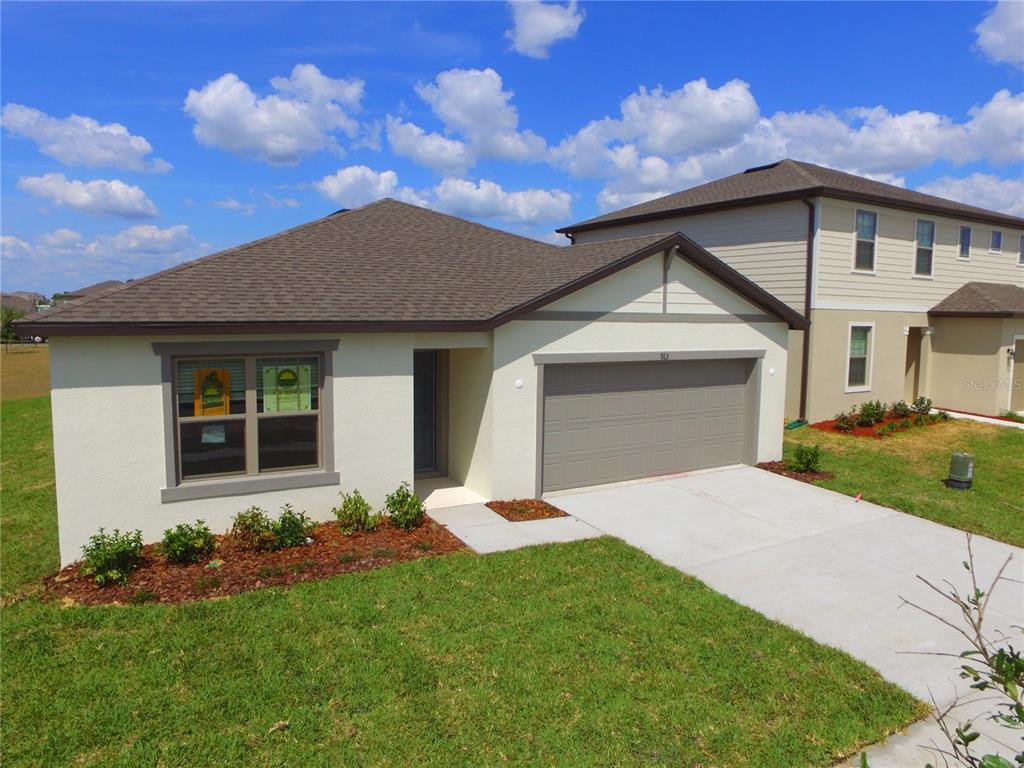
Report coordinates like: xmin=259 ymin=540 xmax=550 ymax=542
xmin=447 ymin=345 xmax=494 ymax=498
xmin=928 ymin=317 xmax=1024 ymax=415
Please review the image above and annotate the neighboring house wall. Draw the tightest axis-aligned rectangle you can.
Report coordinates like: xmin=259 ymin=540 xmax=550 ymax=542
xmin=927 ymin=317 xmax=1024 ymax=415
xmin=489 ymin=252 xmax=789 ymax=499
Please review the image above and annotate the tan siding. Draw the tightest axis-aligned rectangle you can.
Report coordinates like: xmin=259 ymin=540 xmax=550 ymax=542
xmin=571 ymin=201 xmax=809 ymax=312
xmin=816 ymin=198 xmax=1024 ymax=310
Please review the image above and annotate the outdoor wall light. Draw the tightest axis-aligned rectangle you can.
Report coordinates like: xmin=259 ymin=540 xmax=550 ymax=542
xmin=514 ymin=378 xmax=524 ymax=389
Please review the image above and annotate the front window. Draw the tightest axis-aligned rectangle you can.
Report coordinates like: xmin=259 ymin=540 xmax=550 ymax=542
xmin=991 ymin=230 xmax=1002 ymax=252
xmin=854 ymin=210 xmax=877 ymax=271
xmin=175 ymin=355 xmax=321 ymax=481
xmin=915 ymin=220 xmax=935 ymax=276
xmin=958 ymin=226 xmax=971 ymax=259
xmin=847 ymin=325 xmax=872 ymax=390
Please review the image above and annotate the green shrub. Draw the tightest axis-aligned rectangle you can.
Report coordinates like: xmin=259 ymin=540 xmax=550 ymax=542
xmin=890 ymin=399 xmax=913 ymax=418
xmin=81 ymin=528 xmax=144 ymax=586
xmin=899 ymin=418 xmax=912 ymax=430
xmin=876 ymin=423 xmax=897 ymax=437
xmin=787 ymin=444 xmax=822 ymax=473
xmin=913 ymin=414 xmax=928 ymax=427
xmin=160 ymin=520 xmax=215 ymax=564
xmin=231 ymin=506 xmax=276 ymax=551
xmin=912 ymin=395 xmax=932 ymax=415
xmin=834 ymin=410 xmax=857 ymax=432
xmin=1000 ymin=410 xmax=1024 ymax=423
xmin=385 ymin=481 xmax=425 ymax=530
xmin=334 ymin=489 xmax=381 ymax=534
xmin=272 ymin=504 xmax=315 ymax=550
xmin=857 ymin=400 xmax=887 ymax=425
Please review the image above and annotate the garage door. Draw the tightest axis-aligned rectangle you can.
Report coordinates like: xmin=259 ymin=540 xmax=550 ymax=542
xmin=542 ymin=359 xmax=752 ymax=492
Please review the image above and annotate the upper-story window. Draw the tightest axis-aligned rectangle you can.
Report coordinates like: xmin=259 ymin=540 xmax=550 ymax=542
xmin=1019 ymin=234 xmax=1024 ymax=266
xmin=958 ymin=226 xmax=971 ymax=260
xmin=854 ymin=210 xmax=877 ymax=271
xmin=915 ymin=220 xmax=935 ymax=276
xmin=991 ymin=230 xmax=1003 ymax=252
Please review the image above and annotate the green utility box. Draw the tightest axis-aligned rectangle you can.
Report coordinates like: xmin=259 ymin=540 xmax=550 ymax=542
xmin=946 ymin=452 xmax=975 ymax=490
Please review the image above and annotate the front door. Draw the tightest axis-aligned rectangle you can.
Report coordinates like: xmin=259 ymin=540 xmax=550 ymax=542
xmin=413 ymin=350 xmax=437 ymax=473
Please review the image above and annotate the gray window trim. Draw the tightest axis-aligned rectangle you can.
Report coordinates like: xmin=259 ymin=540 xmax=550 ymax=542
xmin=153 ymin=339 xmax=339 ymax=503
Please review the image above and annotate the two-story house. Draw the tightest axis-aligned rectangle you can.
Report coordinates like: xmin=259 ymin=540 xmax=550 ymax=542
xmin=558 ymin=160 xmax=1024 ymax=422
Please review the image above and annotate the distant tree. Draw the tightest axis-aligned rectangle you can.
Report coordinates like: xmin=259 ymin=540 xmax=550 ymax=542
xmin=2 ymin=306 xmax=25 ymax=349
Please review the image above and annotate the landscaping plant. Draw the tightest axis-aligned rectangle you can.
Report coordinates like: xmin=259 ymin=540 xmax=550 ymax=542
xmin=891 ymin=400 xmax=913 ymax=418
xmin=81 ymin=528 xmax=143 ymax=586
xmin=272 ymin=504 xmax=315 ymax=549
xmin=912 ymin=395 xmax=933 ymax=415
xmin=334 ymin=489 xmax=381 ymax=534
xmin=231 ymin=506 xmax=276 ymax=551
xmin=787 ymin=444 xmax=822 ymax=473
xmin=1000 ymin=410 xmax=1024 ymax=424
xmin=160 ymin=520 xmax=215 ymax=564
xmin=385 ymin=481 xmax=425 ymax=530
xmin=835 ymin=409 xmax=857 ymax=432
xmin=860 ymin=400 xmax=888 ymax=425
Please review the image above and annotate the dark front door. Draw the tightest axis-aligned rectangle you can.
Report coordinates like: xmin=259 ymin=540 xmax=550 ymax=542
xmin=413 ymin=350 xmax=437 ymax=473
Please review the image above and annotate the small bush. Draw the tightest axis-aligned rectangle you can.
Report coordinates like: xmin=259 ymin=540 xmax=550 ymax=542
xmin=913 ymin=414 xmax=928 ymax=427
xmin=334 ymin=489 xmax=381 ymax=534
xmin=129 ymin=588 xmax=158 ymax=605
xmin=272 ymin=504 xmax=315 ymax=550
xmin=160 ymin=520 xmax=215 ymax=564
xmin=787 ymin=444 xmax=822 ymax=473
xmin=81 ymin=528 xmax=144 ymax=586
xmin=912 ymin=395 xmax=932 ymax=415
xmin=899 ymin=418 xmax=912 ymax=430
xmin=1000 ymin=410 xmax=1024 ymax=423
xmin=876 ymin=423 xmax=896 ymax=437
xmin=890 ymin=400 xmax=913 ymax=418
xmin=231 ymin=506 xmax=276 ymax=551
xmin=385 ymin=481 xmax=425 ymax=530
xmin=857 ymin=400 xmax=887 ymax=425
xmin=834 ymin=410 xmax=857 ymax=432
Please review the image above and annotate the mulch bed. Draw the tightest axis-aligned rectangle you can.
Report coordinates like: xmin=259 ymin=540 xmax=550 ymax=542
xmin=756 ymin=461 xmax=835 ymax=484
xmin=935 ymin=407 xmax=1024 ymax=425
xmin=810 ymin=414 xmax=940 ymax=438
xmin=44 ymin=518 xmax=464 ymax=607
xmin=486 ymin=498 xmax=567 ymax=522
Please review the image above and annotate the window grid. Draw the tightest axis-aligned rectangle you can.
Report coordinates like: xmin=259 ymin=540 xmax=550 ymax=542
xmin=914 ymin=220 xmax=935 ymax=276
xmin=854 ymin=210 xmax=877 ymax=271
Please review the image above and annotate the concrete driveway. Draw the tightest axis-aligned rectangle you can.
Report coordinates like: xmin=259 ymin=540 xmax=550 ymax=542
xmin=550 ymin=465 xmax=1024 ymax=764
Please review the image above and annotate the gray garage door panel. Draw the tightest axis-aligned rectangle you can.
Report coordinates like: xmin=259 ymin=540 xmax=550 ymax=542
xmin=542 ymin=359 xmax=751 ymax=492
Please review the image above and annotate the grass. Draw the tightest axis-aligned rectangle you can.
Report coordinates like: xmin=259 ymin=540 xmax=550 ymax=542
xmin=785 ymin=419 xmax=1024 ymax=547
xmin=0 ymin=344 xmax=50 ymax=400
xmin=0 ymin=401 xmax=926 ymax=766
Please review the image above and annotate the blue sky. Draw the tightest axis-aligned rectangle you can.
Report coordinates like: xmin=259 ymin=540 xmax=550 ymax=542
xmin=2 ymin=1 xmax=1022 ymax=296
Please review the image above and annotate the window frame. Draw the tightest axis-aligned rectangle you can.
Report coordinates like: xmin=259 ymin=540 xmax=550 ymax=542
xmin=958 ymin=225 xmax=971 ymax=261
xmin=154 ymin=340 xmax=339 ymax=502
xmin=990 ymin=230 xmax=1002 ymax=253
xmin=852 ymin=209 xmax=878 ymax=274
xmin=913 ymin=219 xmax=935 ymax=278
xmin=1018 ymin=233 xmax=1024 ymax=267
xmin=845 ymin=322 xmax=875 ymax=394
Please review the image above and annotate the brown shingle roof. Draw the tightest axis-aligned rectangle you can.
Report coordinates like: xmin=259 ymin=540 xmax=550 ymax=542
xmin=929 ymin=282 xmax=1024 ymax=317
xmin=559 ymin=160 xmax=1024 ymax=233
xmin=18 ymin=199 xmax=807 ymax=334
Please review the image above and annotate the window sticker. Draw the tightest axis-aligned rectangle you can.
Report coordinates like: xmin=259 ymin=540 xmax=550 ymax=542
xmin=200 ymin=423 xmax=227 ymax=445
xmin=262 ymin=363 xmax=312 ymax=412
xmin=195 ymin=368 xmax=230 ymax=416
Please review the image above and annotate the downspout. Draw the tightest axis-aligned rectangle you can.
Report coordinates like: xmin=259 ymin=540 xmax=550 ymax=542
xmin=799 ymin=198 xmax=816 ymax=420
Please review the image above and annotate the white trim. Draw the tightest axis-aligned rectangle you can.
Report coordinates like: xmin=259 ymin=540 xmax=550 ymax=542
xmin=990 ymin=229 xmax=1003 ymax=253
xmin=814 ymin=300 xmax=931 ymax=314
xmin=852 ymin=208 xmax=878 ymax=274
xmin=844 ymin=321 xmax=875 ymax=393
xmin=913 ymin=218 xmax=935 ymax=277
xmin=957 ymin=224 xmax=972 ymax=261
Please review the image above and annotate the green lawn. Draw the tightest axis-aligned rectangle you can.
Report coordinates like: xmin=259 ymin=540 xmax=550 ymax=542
xmin=1 ymin=397 xmax=925 ymax=767
xmin=784 ymin=419 xmax=1024 ymax=548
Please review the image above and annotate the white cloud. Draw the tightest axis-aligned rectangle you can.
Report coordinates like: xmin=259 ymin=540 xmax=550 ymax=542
xmin=388 ymin=68 xmax=546 ymax=172
xmin=0 ymin=103 xmax=171 ymax=173
xmin=976 ymin=1 xmax=1024 ymax=67
xmin=313 ymin=165 xmax=423 ymax=208
xmin=431 ymin=177 xmax=571 ymax=224
xmin=1 ymin=235 xmax=33 ymax=261
xmin=212 ymin=196 xmax=256 ymax=215
xmin=263 ymin=193 xmax=300 ymax=208
xmin=184 ymin=64 xmax=365 ymax=165
xmin=917 ymin=173 xmax=1024 ymax=218
xmin=506 ymin=1 xmax=584 ymax=58
xmin=16 ymin=173 xmax=159 ymax=219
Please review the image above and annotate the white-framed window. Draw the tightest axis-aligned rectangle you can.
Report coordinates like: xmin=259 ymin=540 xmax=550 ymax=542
xmin=958 ymin=225 xmax=971 ymax=260
xmin=846 ymin=323 xmax=874 ymax=392
xmin=915 ymin=220 xmax=935 ymax=276
xmin=854 ymin=210 xmax=877 ymax=272
xmin=991 ymin=230 xmax=1003 ymax=252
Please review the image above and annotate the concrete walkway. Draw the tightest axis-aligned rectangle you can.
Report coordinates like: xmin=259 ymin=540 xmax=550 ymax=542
xmin=430 ymin=503 xmax=601 ymax=554
xmin=551 ymin=466 xmax=1024 ymax=765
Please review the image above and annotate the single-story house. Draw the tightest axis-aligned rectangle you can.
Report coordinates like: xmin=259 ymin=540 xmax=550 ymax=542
xmin=19 ymin=200 xmax=806 ymax=565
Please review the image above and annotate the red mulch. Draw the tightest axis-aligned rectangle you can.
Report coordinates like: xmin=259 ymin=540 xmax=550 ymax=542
xmin=486 ymin=498 xmax=567 ymax=522
xmin=44 ymin=518 xmax=464 ymax=607
xmin=756 ymin=461 xmax=835 ymax=484
xmin=810 ymin=413 xmax=941 ymax=438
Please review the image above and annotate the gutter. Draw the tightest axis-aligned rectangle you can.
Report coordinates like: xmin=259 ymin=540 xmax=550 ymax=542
xmin=798 ymin=197 xmax=816 ymax=420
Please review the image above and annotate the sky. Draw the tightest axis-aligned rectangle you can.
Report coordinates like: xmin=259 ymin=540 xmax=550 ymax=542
xmin=1 ymin=0 xmax=1022 ymax=296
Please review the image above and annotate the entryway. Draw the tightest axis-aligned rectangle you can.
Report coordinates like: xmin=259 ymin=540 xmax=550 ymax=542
xmin=413 ymin=350 xmax=447 ymax=475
